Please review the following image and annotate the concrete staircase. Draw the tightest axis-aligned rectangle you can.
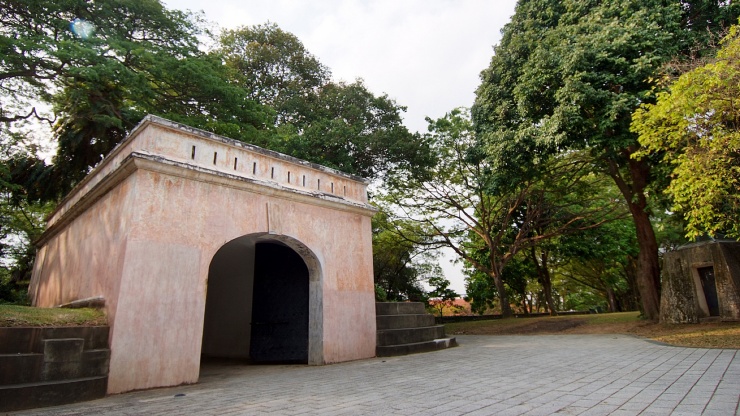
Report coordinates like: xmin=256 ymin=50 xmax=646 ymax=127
xmin=376 ymin=302 xmax=457 ymax=357
xmin=0 ymin=326 xmax=110 ymax=412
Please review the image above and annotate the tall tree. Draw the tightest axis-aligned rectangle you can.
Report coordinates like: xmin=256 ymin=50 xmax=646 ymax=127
xmin=1 ymin=0 xmax=272 ymax=199
xmin=385 ymin=108 xmax=620 ymax=317
xmin=633 ymin=25 xmax=740 ymax=240
xmin=219 ymin=23 xmax=432 ymax=181
xmin=557 ymin=215 xmax=640 ymax=312
xmin=275 ymin=80 xmax=431 ymax=180
xmin=219 ymin=23 xmax=330 ymax=127
xmin=472 ymin=0 xmax=738 ymax=319
xmin=427 ymin=275 xmax=460 ymax=319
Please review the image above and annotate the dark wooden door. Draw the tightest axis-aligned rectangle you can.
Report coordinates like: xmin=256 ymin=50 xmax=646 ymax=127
xmin=698 ymin=266 xmax=720 ymax=317
xmin=250 ymin=243 xmax=309 ymax=363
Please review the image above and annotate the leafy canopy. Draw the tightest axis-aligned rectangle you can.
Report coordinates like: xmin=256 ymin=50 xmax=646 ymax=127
xmin=218 ymin=23 xmax=330 ymax=126
xmin=219 ymin=23 xmax=433 ymax=181
xmin=1 ymin=0 xmax=273 ymax=199
xmin=632 ymin=25 xmax=740 ymax=239
xmin=471 ymin=0 xmax=739 ymax=319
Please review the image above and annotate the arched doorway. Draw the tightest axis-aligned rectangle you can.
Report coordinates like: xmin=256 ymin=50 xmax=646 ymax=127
xmin=201 ymin=234 xmax=323 ymax=366
xmin=250 ymin=242 xmax=309 ymax=362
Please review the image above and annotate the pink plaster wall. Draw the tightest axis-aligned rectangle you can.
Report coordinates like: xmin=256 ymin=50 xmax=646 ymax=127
xmin=30 ymin=173 xmax=140 ymax=333
xmin=29 ymin=117 xmax=377 ymax=394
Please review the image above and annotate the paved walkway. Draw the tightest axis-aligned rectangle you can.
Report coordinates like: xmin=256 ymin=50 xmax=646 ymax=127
xmin=10 ymin=335 xmax=740 ymax=416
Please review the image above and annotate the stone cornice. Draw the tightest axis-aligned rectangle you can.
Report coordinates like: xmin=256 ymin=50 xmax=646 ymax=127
xmin=36 ymin=152 xmax=377 ymax=246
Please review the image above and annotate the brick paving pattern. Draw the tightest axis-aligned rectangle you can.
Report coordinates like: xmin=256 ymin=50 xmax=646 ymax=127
xmin=10 ymin=335 xmax=740 ymax=415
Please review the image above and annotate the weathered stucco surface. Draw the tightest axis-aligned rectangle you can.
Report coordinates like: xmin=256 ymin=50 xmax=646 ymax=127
xmin=29 ymin=116 xmax=377 ymax=394
xmin=661 ymin=241 xmax=740 ymax=323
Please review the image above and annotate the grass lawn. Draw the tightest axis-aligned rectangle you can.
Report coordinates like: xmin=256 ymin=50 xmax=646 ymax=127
xmin=0 ymin=304 xmax=107 ymax=327
xmin=444 ymin=312 xmax=740 ymax=349
xmin=3 ymin=305 xmax=737 ymax=349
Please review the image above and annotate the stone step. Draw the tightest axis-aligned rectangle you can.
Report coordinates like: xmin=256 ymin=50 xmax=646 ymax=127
xmin=376 ymin=337 xmax=458 ymax=357
xmin=0 ymin=353 xmax=42 ymax=385
xmin=377 ymin=325 xmax=445 ymax=346
xmin=376 ymin=313 xmax=436 ymax=330
xmin=0 ymin=326 xmax=109 ymax=354
xmin=0 ymin=376 xmax=108 ymax=412
xmin=0 ymin=348 xmax=110 ymax=385
xmin=375 ymin=302 xmax=426 ymax=316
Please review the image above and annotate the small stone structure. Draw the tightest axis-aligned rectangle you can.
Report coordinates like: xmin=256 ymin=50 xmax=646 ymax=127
xmin=29 ymin=115 xmax=378 ymax=394
xmin=661 ymin=240 xmax=740 ymax=323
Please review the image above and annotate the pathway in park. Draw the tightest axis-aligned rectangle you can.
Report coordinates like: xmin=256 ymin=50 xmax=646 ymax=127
xmin=10 ymin=335 xmax=740 ymax=415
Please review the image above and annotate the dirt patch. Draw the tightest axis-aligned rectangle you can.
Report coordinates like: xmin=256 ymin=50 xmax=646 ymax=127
xmin=445 ymin=313 xmax=740 ymax=348
xmin=449 ymin=317 xmax=589 ymax=335
xmin=499 ymin=318 xmax=587 ymax=334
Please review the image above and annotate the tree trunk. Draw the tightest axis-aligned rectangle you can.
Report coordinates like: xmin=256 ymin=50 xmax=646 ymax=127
xmin=607 ymin=155 xmax=661 ymax=320
xmin=491 ymin=271 xmax=512 ymax=317
xmin=604 ymin=285 xmax=618 ymax=313
xmin=632 ymin=208 xmax=661 ymax=319
xmin=531 ymin=247 xmax=557 ymax=316
xmin=541 ymin=274 xmax=557 ymax=316
xmin=623 ymin=255 xmax=640 ymax=311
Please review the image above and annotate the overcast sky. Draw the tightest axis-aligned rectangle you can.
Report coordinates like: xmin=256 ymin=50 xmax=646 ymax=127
xmin=163 ymin=0 xmax=519 ymax=293
xmin=165 ymin=0 xmax=517 ymax=134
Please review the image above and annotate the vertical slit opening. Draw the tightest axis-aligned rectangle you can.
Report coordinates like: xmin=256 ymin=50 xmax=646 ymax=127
xmin=331 ymin=182 xmax=334 ymax=193
xmin=234 ymin=158 xmax=238 ymax=170
xmin=317 ymin=179 xmax=321 ymax=190
xmin=303 ymin=175 xmax=306 ymax=187
xmin=271 ymin=167 xmax=274 ymax=179
xmin=213 ymin=152 xmax=218 ymax=165
xmin=191 ymin=145 xmax=196 ymax=159
xmin=288 ymin=171 xmax=291 ymax=183
xmin=253 ymin=162 xmax=257 ymax=174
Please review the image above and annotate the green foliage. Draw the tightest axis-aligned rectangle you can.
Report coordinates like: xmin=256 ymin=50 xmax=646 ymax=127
xmin=385 ymin=108 xmax=622 ymax=317
xmin=464 ymin=271 xmax=497 ymax=315
xmin=219 ymin=23 xmax=330 ymax=126
xmin=427 ymin=275 xmax=460 ymax=318
xmin=474 ymin=0 xmax=682 ymax=162
xmin=374 ymin=284 xmax=388 ymax=302
xmin=219 ymin=23 xmax=433 ymax=181
xmin=471 ymin=0 xmax=739 ymax=320
xmin=427 ymin=275 xmax=458 ymax=301
xmin=632 ymin=26 xmax=740 ymax=240
xmin=557 ymin=218 xmax=640 ymax=312
xmin=1 ymin=0 xmax=273 ymax=199
xmin=0 ymin=137 xmax=53 ymax=302
xmin=372 ymin=208 xmax=434 ymax=302
xmin=463 ymin=237 xmax=537 ymax=315
xmin=274 ymin=80 xmax=432 ymax=180
xmin=563 ymin=290 xmax=607 ymax=312
xmin=0 ymin=274 xmax=30 ymax=304
xmin=0 ymin=196 xmax=53 ymax=303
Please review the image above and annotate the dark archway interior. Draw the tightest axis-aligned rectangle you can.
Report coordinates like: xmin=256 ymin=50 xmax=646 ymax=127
xmin=250 ymin=242 xmax=309 ymax=363
xmin=698 ymin=266 xmax=720 ymax=317
xmin=201 ymin=238 xmax=309 ymax=365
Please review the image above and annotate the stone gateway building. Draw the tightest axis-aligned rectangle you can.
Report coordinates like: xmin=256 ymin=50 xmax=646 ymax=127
xmin=660 ymin=240 xmax=740 ymax=323
xmin=28 ymin=116 xmax=378 ymax=394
